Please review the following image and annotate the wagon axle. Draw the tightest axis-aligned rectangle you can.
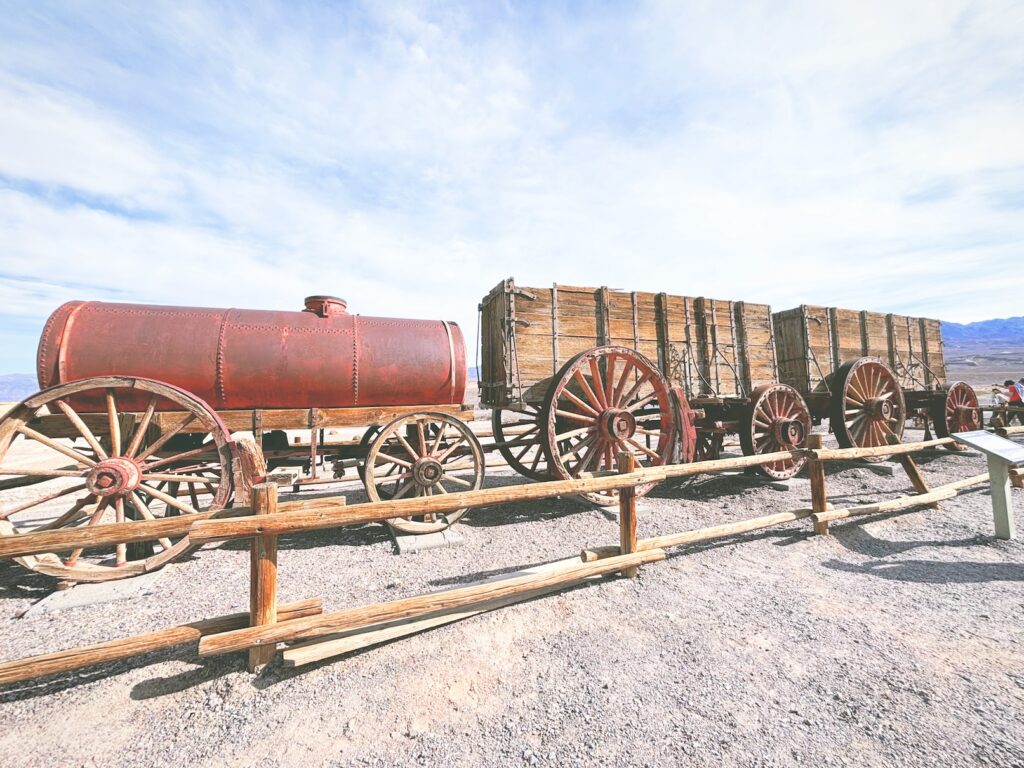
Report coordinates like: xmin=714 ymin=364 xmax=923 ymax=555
xmin=864 ymin=396 xmax=895 ymax=422
xmin=772 ymin=417 xmax=806 ymax=448
xmin=598 ymin=408 xmax=637 ymax=443
xmin=86 ymin=457 xmax=142 ymax=497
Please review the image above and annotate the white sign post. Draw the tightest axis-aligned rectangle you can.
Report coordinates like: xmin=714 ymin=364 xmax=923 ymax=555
xmin=953 ymin=430 xmax=1024 ymax=540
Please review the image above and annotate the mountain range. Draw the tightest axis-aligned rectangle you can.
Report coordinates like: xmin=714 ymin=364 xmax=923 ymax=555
xmin=941 ymin=316 xmax=1024 ymax=343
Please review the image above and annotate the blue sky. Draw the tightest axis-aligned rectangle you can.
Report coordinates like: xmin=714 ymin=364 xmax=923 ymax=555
xmin=0 ymin=1 xmax=1022 ymax=373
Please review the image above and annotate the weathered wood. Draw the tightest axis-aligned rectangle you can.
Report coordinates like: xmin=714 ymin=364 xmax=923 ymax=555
xmin=189 ymin=450 xmax=814 ymax=546
xmin=148 ymin=404 xmax=470 ymax=434
xmin=617 ymin=452 xmax=639 ymax=578
xmin=0 ymin=599 xmax=322 ymax=686
xmin=812 ymin=438 xmax=953 ymax=461
xmin=248 ymin=484 xmax=278 ymax=672
xmin=887 ymin=433 xmax=936 ymax=509
xmin=810 ymin=473 xmax=989 ymax=524
xmin=581 ymin=508 xmax=816 ymax=562
xmin=231 ymin=437 xmax=267 ymax=507
xmin=198 ymin=549 xmax=667 ymax=657
xmin=1 ymin=432 xmax=960 ymax=560
xmin=282 ymin=557 xmax=600 ymax=668
xmin=807 ymin=434 xmax=829 ymax=536
xmin=0 ymin=506 xmax=250 ymax=561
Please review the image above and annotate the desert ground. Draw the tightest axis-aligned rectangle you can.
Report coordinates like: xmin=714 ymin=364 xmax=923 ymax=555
xmin=946 ymin=340 xmax=1024 ymax=404
xmin=0 ymin=408 xmax=1021 ymax=767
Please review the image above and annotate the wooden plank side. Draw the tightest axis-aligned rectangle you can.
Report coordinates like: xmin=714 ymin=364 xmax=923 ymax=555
xmin=919 ymin=318 xmax=947 ymax=385
xmin=697 ymin=297 xmax=743 ymax=397
xmin=829 ymin=307 xmax=864 ymax=367
xmin=888 ymin=313 xmax=926 ymax=389
xmin=772 ymin=307 xmax=812 ymax=395
xmin=735 ymin=301 xmax=777 ymax=390
xmin=803 ymin=305 xmax=834 ymax=392
xmin=861 ymin=311 xmax=889 ymax=359
xmin=478 ymin=278 xmax=511 ymax=408
xmin=659 ymin=294 xmax=703 ymax=394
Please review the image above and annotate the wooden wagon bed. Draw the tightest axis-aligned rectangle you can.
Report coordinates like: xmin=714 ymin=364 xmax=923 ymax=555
xmin=479 ymin=278 xmax=780 ymax=407
xmin=771 ymin=305 xmax=949 ymax=400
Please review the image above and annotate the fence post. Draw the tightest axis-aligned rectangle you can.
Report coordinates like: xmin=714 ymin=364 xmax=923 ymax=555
xmin=886 ymin=433 xmax=936 ymax=508
xmin=807 ymin=434 xmax=829 ymax=536
xmin=617 ymin=452 xmax=639 ymax=578
xmin=249 ymin=482 xmax=278 ymax=672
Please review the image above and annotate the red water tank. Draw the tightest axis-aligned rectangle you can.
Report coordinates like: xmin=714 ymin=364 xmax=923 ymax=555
xmin=37 ymin=297 xmax=467 ymax=410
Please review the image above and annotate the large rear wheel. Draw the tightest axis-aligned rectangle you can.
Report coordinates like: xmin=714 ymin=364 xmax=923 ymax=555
xmin=542 ymin=346 xmax=675 ymax=506
xmin=0 ymin=376 xmax=232 ymax=582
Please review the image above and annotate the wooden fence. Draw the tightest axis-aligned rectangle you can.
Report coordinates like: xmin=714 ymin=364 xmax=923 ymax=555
xmin=0 ymin=435 xmax=1011 ymax=686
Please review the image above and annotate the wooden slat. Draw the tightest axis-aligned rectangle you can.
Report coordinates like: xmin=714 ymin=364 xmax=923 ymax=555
xmin=0 ymin=599 xmax=322 ymax=686
xmin=198 ymin=549 xmax=668 ymax=656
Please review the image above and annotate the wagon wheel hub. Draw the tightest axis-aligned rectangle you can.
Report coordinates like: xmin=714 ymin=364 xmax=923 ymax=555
xmin=86 ymin=457 xmax=142 ymax=497
xmin=864 ymin=397 xmax=894 ymax=421
xmin=412 ymin=457 xmax=444 ymax=487
xmin=772 ymin=418 xmax=806 ymax=448
xmin=598 ymin=408 xmax=637 ymax=443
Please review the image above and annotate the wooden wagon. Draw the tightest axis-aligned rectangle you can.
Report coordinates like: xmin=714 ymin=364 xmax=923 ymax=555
xmin=772 ymin=305 xmax=980 ymax=454
xmin=479 ymin=278 xmax=812 ymax=499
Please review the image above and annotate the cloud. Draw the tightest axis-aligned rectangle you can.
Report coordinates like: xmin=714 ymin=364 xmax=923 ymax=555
xmin=0 ymin=0 xmax=1021 ymax=376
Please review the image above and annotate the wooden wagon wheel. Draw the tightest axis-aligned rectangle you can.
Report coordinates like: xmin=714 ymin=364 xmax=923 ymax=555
xmin=929 ymin=381 xmax=981 ymax=450
xmin=362 ymin=412 xmax=484 ymax=534
xmin=739 ymin=384 xmax=811 ymax=480
xmin=491 ymin=405 xmax=551 ymax=481
xmin=541 ymin=346 xmax=675 ymax=506
xmin=0 ymin=376 xmax=232 ymax=582
xmin=829 ymin=358 xmax=905 ymax=460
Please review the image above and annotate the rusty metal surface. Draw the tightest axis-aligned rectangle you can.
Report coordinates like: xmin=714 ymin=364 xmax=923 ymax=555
xmin=37 ymin=298 xmax=466 ymax=411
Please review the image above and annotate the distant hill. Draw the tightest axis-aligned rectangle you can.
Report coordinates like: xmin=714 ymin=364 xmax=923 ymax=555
xmin=0 ymin=374 xmax=37 ymax=402
xmin=943 ymin=317 xmax=1024 ymax=343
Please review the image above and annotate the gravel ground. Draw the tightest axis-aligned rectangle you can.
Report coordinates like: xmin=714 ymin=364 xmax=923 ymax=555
xmin=1 ymin=427 xmax=1022 ymax=767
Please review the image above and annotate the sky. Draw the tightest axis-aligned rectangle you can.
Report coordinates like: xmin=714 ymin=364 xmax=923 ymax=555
xmin=0 ymin=0 xmax=1022 ymax=374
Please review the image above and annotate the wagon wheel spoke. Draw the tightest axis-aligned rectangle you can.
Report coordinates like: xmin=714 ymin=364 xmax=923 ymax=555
xmin=434 ymin=435 xmax=466 ymax=463
xmin=603 ymin=353 xmax=617 ymax=407
xmin=566 ymin=370 xmax=597 ymax=413
xmin=0 ymin=482 xmax=88 ymax=520
xmin=104 ymin=389 xmax=122 ymax=457
xmin=125 ymin=396 xmax=158 ymax=459
xmin=560 ymin=388 xmax=599 ymax=418
xmin=416 ymin=419 xmax=428 ymax=458
xmin=14 ymin=424 xmax=98 ymax=468
xmin=142 ymin=445 xmax=209 ymax=471
xmin=441 ymin=474 xmax=473 ymax=488
xmin=64 ymin=496 xmax=111 ymax=565
xmin=37 ymin=495 xmax=94 ymax=531
xmin=114 ymin=496 xmax=127 ymax=566
xmin=139 ymin=483 xmax=198 ymax=516
xmin=135 ymin=414 xmax=197 ymax=462
xmin=53 ymin=399 xmax=108 ymax=460
xmin=588 ymin=357 xmax=609 ymax=409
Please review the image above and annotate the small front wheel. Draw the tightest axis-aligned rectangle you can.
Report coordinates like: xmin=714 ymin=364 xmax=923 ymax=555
xmin=362 ymin=412 xmax=484 ymax=534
